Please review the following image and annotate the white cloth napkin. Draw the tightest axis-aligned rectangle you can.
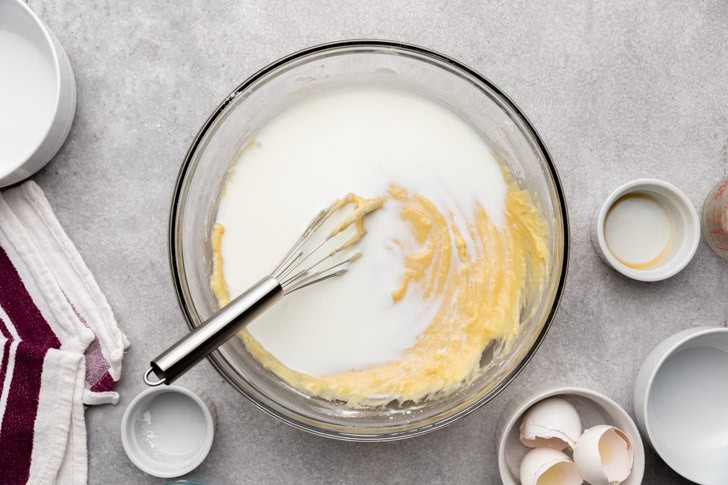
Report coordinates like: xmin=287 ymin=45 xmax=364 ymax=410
xmin=0 ymin=181 xmax=129 ymax=484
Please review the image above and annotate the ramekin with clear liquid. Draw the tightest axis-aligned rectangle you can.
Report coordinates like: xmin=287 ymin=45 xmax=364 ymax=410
xmin=169 ymin=41 xmax=569 ymax=441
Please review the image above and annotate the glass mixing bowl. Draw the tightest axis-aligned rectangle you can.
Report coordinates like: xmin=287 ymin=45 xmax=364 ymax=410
xmin=170 ymin=40 xmax=569 ymax=441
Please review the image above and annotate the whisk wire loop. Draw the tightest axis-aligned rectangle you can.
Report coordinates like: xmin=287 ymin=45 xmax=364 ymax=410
xmin=271 ymin=203 xmax=365 ymax=294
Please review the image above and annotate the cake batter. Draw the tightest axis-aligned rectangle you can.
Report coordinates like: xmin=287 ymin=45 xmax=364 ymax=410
xmin=211 ymin=87 xmax=549 ymax=406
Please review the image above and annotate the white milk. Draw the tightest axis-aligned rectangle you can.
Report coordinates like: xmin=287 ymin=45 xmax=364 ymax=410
xmin=216 ymin=87 xmax=507 ymax=377
xmin=0 ymin=30 xmax=56 ymax=167
xmin=604 ymin=193 xmax=673 ymax=268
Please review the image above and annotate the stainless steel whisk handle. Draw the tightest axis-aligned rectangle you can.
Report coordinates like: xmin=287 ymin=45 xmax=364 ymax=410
xmin=144 ymin=276 xmax=283 ymax=386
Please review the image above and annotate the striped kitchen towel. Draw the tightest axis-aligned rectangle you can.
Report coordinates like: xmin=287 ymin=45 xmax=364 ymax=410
xmin=0 ymin=181 xmax=129 ymax=484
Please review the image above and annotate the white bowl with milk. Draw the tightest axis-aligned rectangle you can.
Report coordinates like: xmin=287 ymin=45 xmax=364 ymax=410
xmin=0 ymin=0 xmax=76 ymax=187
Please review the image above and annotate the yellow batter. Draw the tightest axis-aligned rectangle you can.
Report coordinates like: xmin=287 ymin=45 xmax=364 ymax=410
xmin=211 ymin=177 xmax=549 ymax=407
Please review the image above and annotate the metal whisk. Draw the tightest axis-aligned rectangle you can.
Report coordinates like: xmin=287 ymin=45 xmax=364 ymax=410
xmin=144 ymin=195 xmax=383 ymax=386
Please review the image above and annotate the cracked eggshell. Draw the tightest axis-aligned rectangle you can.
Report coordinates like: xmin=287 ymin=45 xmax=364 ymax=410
xmin=519 ymin=448 xmax=583 ymax=485
xmin=574 ymin=425 xmax=634 ymax=485
xmin=519 ymin=397 xmax=582 ymax=450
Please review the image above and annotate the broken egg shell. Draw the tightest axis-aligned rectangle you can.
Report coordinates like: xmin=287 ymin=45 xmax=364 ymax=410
xmin=519 ymin=397 xmax=582 ymax=450
xmin=519 ymin=448 xmax=583 ymax=485
xmin=574 ymin=425 xmax=634 ymax=485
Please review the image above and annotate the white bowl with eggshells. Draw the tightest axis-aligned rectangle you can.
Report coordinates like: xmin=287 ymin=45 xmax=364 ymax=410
xmin=496 ymin=384 xmax=645 ymax=485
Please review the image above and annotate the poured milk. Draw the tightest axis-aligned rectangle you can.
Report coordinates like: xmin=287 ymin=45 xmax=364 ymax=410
xmin=604 ymin=194 xmax=673 ymax=268
xmin=216 ymin=87 xmax=507 ymax=377
xmin=0 ymin=30 xmax=56 ymax=167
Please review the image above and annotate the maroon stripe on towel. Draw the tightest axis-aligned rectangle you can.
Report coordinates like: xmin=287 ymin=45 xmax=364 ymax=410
xmin=0 ymin=341 xmax=9 ymax=392
xmin=0 ymin=246 xmax=60 ymax=347
xmin=0 ymin=343 xmax=50 ymax=483
xmin=64 ymin=295 xmax=115 ymax=391
xmin=84 ymin=337 xmax=110 ymax=388
xmin=0 ymin=315 xmax=10 ymax=391
xmin=0 ymin=313 xmax=9 ymax=340
xmin=90 ymin=371 xmax=115 ymax=393
xmin=0 ymin=246 xmax=61 ymax=482
xmin=0 ymin=329 xmax=10 ymax=398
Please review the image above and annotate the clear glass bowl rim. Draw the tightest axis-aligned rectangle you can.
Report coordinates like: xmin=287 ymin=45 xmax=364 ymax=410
xmin=168 ymin=39 xmax=570 ymax=441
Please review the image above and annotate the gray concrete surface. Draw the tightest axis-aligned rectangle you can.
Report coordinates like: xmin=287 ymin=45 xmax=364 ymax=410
xmin=24 ymin=0 xmax=728 ymax=483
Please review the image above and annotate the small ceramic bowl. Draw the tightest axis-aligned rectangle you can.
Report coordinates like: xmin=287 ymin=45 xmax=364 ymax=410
xmin=0 ymin=0 xmax=76 ymax=188
xmin=634 ymin=327 xmax=728 ymax=484
xmin=592 ymin=179 xmax=699 ymax=282
xmin=496 ymin=384 xmax=645 ymax=485
xmin=121 ymin=386 xmax=216 ymax=478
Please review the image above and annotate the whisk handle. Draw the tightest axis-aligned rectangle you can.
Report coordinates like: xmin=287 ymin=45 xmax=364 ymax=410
xmin=145 ymin=276 xmax=283 ymax=386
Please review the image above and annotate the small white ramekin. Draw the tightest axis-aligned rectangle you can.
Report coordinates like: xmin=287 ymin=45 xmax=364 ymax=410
xmin=0 ymin=0 xmax=76 ymax=187
xmin=495 ymin=384 xmax=645 ymax=485
xmin=592 ymin=179 xmax=700 ymax=282
xmin=634 ymin=327 xmax=728 ymax=484
xmin=121 ymin=386 xmax=216 ymax=478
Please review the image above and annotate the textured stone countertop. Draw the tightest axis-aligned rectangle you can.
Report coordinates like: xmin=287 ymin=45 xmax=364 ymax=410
xmin=25 ymin=0 xmax=728 ymax=483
